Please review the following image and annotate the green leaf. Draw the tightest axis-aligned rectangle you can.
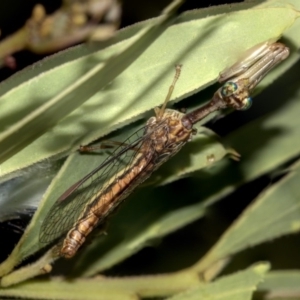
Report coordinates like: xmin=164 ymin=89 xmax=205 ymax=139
xmin=1 ymin=0 xmax=299 ymax=285
xmin=189 ymin=158 xmax=300 ymax=275
xmin=75 ymin=182 xmax=209 ymax=276
xmin=0 ymin=0 xmax=297 ymax=179
xmin=0 ymin=0 xmax=185 ymax=165
xmin=153 ymin=128 xmax=231 ymax=186
xmin=0 ymin=278 xmax=137 ymax=300
xmin=180 ymin=46 xmax=300 ymax=217
xmin=258 ymin=270 xmax=300 ymax=298
xmin=166 ymin=263 xmax=270 ymax=300
xmin=0 ymin=129 xmax=227 ymax=282
xmin=0 ymin=263 xmax=269 ymax=300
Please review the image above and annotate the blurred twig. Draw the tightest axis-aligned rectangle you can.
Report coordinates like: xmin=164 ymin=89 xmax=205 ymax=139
xmin=0 ymin=0 xmax=121 ymax=69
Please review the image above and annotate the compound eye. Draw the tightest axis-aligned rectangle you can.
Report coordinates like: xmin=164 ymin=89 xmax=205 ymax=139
xmin=240 ymin=97 xmax=252 ymax=110
xmin=220 ymin=82 xmax=238 ymax=97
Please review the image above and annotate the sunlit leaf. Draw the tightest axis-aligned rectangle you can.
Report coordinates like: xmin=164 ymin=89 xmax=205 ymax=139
xmin=0 ymin=0 xmax=184 ymax=165
xmin=0 ymin=0 xmax=297 ymax=179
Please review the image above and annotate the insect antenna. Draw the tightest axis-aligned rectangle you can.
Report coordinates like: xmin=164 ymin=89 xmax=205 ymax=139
xmin=155 ymin=64 xmax=182 ymax=120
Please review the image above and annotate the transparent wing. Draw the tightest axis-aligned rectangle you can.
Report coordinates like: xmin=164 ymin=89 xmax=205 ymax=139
xmin=39 ymin=126 xmax=148 ymax=245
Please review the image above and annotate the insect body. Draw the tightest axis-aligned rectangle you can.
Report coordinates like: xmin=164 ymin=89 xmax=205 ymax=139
xmin=40 ymin=42 xmax=289 ymax=258
xmin=62 ymin=109 xmax=194 ymax=258
xmin=40 ymin=66 xmax=195 ymax=258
